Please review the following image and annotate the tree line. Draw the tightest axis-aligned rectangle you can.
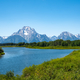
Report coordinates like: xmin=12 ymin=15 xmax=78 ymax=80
xmin=0 ymin=39 xmax=80 ymax=47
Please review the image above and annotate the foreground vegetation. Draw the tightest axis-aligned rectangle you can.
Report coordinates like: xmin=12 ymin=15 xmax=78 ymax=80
xmin=1 ymin=39 xmax=80 ymax=49
xmin=1 ymin=50 xmax=80 ymax=80
xmin=0 ymin=48 xmax=5 ymax=55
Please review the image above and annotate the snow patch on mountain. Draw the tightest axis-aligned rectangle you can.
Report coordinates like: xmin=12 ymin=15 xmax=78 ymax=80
xmin=2 ymin=36 xmax=8 ymax=39
xmin=75 ymin=34 xmax=80 ymax=39
xmin=24 ymin=30 xmax=29 ymax=35
xmin=64 ymin=33 xmax=67 ymax=35
xmin=75 ymin=35 xmax=78 ymax=37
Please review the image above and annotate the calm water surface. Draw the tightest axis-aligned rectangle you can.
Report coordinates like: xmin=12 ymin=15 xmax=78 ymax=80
xmin=0 ymin=47 xmax=76 ymax=75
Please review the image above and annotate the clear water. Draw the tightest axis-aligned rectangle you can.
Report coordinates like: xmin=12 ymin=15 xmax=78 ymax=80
xmin=0 ymin=47 xmax=75 ymax=75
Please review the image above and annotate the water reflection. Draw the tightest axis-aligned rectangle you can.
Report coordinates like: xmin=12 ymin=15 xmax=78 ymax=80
xmin=0 ymin=55 xmax=4 ymax=59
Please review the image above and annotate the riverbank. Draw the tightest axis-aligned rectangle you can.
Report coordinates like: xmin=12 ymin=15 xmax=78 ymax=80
xmin=22 ymin=50 xmax=80 ymax=80
xmin=0 ymin=50 xmax=80 ymax=79
xmin=0 ymin=52 xmax=5 ymax=56
xmin=1 ymin=39 xmax=80 ymax=49
xmin=1 ymin=45 xmax=80 ymax=49
xmin=0 ymin=48 xmax=5 ymax=55
xmin=26 ymin=46 xmax=80 ymax=49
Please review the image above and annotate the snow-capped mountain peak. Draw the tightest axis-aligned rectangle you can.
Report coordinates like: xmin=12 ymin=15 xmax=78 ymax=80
xmin=61 ymin=31 xmax=72 ymax=36
xmin=59 ymin=31 xmax=75 ymax=38
xmin=58 ymin=31 xmax=78 ymax=41
xmin=22 ymin=26 xmax=35 ymax=31
xmin=22 ymin=26 xmax=31 ymax=30
xmin=12 ymin=26 xmax=36 ymax=36
xmin=12 ymin=26 xmax=51 ymax=43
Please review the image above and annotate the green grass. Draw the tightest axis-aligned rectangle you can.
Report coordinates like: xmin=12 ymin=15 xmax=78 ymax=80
xmin=26 ymin=46 xmax=80 ymax=49
xmin=1 ymin=50 xmax=80 ymax=80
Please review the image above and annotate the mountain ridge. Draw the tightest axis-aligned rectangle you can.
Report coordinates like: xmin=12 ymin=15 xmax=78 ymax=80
xmin=2 ymin=35 xmax=27 ymax=43
xmin=12 ymin=26 xmax=51 ymax=43
xmin=0 ymin=27 xmax=80 ymax=43
xmin=57 ymin=31 xmax=78 ymax=41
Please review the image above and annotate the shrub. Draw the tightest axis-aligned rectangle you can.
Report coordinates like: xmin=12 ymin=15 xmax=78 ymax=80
xmin=0 ymin=48 xmax=4 ymax=53
xmin=6 ymin=71 xmax=14 ymax=77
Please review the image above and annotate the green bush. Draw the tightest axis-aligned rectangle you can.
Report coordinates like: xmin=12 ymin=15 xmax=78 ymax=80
xmin=22 ymin=50 xmax=80 ymax=80
xmin=0 ymin=48 xmax=4 ymax=53
xmin=0 ymin=48 xmax=5 ymax=55
xmin=6 ymin=71 xmax=14 ymax=77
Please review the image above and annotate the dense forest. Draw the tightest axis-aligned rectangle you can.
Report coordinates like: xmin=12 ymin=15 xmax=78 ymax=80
xmin=0 ymin=39 xmax=80 ymax=47
xmin=0 ymin=50 xmax=80 ymax=80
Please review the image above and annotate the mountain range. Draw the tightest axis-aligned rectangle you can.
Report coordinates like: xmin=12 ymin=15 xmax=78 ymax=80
xmin=0 ymin=26 xmax=80 ymax=43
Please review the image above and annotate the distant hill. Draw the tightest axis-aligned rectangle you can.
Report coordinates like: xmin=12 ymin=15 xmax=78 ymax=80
xmin=2 ymin=35 xmax=27 ymax=43
xmin=50 ymin=36 xmax=57 ymax=41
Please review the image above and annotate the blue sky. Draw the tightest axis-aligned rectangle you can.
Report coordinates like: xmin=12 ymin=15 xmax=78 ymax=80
xmin=0 ymin=0 xmax=80 ymax=37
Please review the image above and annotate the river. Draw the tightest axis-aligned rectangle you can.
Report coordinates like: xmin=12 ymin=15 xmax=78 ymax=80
xmin=0 ymin=47 xmax=75 ymax=75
